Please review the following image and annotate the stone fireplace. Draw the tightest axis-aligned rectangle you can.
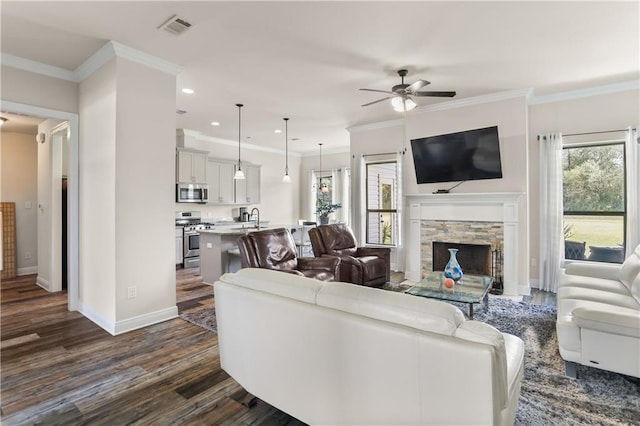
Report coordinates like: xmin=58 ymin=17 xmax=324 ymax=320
xmin=405 ymin=192 xmax=523 ymax=296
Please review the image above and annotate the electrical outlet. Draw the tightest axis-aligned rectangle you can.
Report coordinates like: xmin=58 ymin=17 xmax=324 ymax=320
xmin=25 ymin=251 xmax=32 ymax=260
xmin=127 ymin=286 xmax=137 ymax=299
xmin=206 ymin=242 xmax=212 ymax=249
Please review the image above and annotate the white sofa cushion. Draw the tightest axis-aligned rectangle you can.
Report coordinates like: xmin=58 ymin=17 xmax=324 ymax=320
xmin=560 ymin=273 xmax=629 ymax=294
xmin=220 ymin=268 xmax=322 ymax=304
xmin=619 ymin=245 xmax=640 ymax=290
xmin=630 ymin=271 xmax=640 ymax=305
xmin=317 ymin=281 xmax=465 ymax=336
xmin=558 ymin=285 xmax=640 ymax=310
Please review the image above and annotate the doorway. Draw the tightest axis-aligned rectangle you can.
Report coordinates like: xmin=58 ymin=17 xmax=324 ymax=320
xmin=1 ymin=100 xmax=79 ymax=311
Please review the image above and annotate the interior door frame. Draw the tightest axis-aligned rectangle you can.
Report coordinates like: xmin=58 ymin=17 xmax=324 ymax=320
xmin=2 ymin=100 xmax=79 ymax=311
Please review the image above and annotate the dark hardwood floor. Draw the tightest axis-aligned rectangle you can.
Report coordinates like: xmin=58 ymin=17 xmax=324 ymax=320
xmin=1 ymin=269 xmax=555 ymax=425
xmin=1 ymin=269 xmax=304 ymax=425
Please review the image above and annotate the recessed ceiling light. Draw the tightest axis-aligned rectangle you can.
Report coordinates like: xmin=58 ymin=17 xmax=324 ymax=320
xmin=211 ymin=121 xmax=220 ymax=126
xmin=181 ymin=88 xmax=194 ymax=94
xmin=274 ymin=129 xmax=282 ymax=134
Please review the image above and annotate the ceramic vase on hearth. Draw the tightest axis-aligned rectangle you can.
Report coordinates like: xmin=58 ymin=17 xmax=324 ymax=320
xmin=444 ymin=248 xmax=463 ymax=282
xmin=319 ymin=215 xmax=329 ymax=225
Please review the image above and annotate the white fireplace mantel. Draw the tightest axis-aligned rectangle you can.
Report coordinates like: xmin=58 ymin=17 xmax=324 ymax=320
xmin=405 ymin=192 xmax=524 ymax=296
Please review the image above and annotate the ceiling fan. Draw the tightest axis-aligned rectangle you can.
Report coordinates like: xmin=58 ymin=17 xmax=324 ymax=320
xmin=360 ymin=69 xmax=456 ymax=111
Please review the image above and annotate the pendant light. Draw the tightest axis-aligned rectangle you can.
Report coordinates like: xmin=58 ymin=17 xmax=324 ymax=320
xmin=282 ymin=117 xmax=291 ymax=183
xmin=234 ymin=103 xmax=245 ymax=180
xmin=319 ymin=143 xmax=329 ymax=193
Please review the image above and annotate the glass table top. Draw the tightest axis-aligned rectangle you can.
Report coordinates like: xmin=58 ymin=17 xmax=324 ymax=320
xmin=405 ymin=271 xmax=493 ymax=304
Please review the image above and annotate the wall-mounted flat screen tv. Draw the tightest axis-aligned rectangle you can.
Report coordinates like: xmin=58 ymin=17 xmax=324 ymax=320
xmin=410 ymin=125 xmax=503 ymax=184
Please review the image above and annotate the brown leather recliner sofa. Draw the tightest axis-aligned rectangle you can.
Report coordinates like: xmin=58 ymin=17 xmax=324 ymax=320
xmin=308 ymin=224 xmax=390 ymax=287
xmin=237 ymin=227 xmax=340 ymax=281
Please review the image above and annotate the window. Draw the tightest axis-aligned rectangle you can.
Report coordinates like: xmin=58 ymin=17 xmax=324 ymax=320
xmin=366 ymin=161 xmax=398 ymax=245
xmin=562 ymin=142 xmax=626 ymax=263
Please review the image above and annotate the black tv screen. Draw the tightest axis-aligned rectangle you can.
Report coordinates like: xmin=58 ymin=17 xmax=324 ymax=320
xmin=410 ymin=126 xmax=503 ymax=184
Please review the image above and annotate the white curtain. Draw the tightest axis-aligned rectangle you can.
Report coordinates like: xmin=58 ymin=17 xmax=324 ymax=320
xmin=625 ymin=126 xmax=640 ymax=256
xmin=332 ymin=168 xmax=350 ymax=225
xmin=539 ymin=133 xmax=564 ymax=292
xmin=308 ymin=170 xmax=317 ymax=221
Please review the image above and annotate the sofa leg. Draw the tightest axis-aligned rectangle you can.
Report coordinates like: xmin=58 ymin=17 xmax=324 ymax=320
xmin=564 ymin=361 xmax=577 ymax=379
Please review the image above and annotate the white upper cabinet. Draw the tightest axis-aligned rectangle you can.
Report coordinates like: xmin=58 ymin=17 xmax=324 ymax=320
xmin=176 ymin=149 xmax=207 ymax=183
xmin=234 ymin=164 xmax=261 ymax=205
xmin=207 ymin=160 xmax=235 ymax=204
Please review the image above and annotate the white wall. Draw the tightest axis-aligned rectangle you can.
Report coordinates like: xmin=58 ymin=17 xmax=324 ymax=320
xmin=1 ymin=66 xmax=78 ymax=113
xmin=528 ymin=88 xmax=640 ymax=279
xmin=114 ymin=58 xmax=177 ymax=322
xmin=0 ymin=132 xmax=38 ymax=274
xmin=78 ymin=59 xmax=118 ymax=323
xmin=79 ymin=57 xmax=178 ymax=331
xmin=177 ymin=131 xmax=303 ymax=225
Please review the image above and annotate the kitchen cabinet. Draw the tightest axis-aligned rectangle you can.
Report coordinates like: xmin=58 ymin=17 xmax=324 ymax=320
xmin=234 ymin=164 xmax=261 ymax=204
xmin=206 ymin=160 xmax=235 ymax=204
xmin=177 ymin=149 xmax=207 ymax=183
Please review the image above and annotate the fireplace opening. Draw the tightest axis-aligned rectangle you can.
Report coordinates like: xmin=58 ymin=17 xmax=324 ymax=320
xmin=433 ymin=242 xmax=492 ymax=276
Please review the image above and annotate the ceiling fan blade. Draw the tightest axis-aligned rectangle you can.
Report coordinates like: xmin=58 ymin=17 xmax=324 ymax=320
xmin=359 ymin=88 xmax=394 ymax=94
xmin=405 ymin=79 xmax=430 ymax=93
xmin=413 ymin=91 xmax=457 ymax=97
xmin=361 ymin=96 xmax=393 ymax=107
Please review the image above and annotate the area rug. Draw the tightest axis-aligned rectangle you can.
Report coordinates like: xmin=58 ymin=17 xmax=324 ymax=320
xmin=180 ymin=296 xmax=640 ymax=425
xmin=180 ymin=308 xmax=217 ymax=333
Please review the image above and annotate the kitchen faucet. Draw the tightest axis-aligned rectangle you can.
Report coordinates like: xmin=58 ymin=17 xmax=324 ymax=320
xmin=250 ymin=207 xmax=260 ymax=229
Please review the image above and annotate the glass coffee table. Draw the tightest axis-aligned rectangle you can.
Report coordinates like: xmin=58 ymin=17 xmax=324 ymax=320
xmin=405 ymin=271 xmax=493 ymax=319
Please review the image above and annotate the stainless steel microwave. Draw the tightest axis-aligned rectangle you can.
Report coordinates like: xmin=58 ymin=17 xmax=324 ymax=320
xmin=176 ymin=183 xmax=209 ymax=203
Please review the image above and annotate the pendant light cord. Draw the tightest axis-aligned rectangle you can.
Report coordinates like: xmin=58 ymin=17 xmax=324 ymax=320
xmin=284 ymin=118 xmax=289 ymax=174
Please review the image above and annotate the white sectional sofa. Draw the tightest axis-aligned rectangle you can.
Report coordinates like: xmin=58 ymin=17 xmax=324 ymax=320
xmin=557 ymin=244 xmax=640 ymax=378
xmin=214 ymin=268 xmax=524 ymax=425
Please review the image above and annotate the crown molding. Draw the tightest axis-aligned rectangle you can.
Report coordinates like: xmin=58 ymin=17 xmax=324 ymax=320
xmin=3 ymin=41 xmax=182 ymax=83
xmin=530 ymin=80 xmax=640 ymax=105
xmin=1 ymin=53 xmax=77 ymax=81
xmin=415 ymin=88 xmax=533 ymax=114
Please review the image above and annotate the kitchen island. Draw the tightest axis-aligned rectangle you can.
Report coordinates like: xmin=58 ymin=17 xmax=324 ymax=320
xmin=199 ymin=225 xmax=275 ymax=285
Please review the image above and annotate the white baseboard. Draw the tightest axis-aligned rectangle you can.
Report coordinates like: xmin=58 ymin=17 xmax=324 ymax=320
xmin=114 ymin=306 xmax=178 ymax=335
xmin=36 ymin=275 xmax=50 ymax=291
xmin=18 ymin=266 xmax=38 ymax=276
xmin=78 ymin=302 xmax=178 ymax=336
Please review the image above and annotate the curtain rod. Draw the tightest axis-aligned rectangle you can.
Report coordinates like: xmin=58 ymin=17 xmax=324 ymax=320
xmin=563 ymin=129 xmax=628 ymax=137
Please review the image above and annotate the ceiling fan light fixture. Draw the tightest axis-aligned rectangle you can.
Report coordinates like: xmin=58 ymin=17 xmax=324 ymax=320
xmin=391 ymin=96 xmax=416 ymax=112
xmin=0 ymin=117 xmax=7 ymax=126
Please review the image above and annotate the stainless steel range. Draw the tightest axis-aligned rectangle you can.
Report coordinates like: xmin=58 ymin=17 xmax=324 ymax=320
xmin=175 ymin=211 xmax=214 ymax=269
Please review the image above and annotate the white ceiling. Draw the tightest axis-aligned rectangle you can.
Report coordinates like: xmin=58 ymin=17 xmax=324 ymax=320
xmin=1 ymin=1 xmax=638 ymax=153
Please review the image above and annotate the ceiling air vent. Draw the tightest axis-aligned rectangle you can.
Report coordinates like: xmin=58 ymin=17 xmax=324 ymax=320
xmin=158 ymin=15 xmax=192 ymax=36
xmin=176 ymin=109 xmax=187 ymax=115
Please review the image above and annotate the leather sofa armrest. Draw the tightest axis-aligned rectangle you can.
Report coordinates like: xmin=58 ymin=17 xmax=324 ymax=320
xmin=279 ymin=269 xmax=306 ymax=277
xmin=573 ymin=307 xmax=640 ymax=338
xmin=298 ymin=256 xmax=340 ymax=274
xmin=565 ymin=262 xmax=620 ymax=280
xmin=356 ymin=246 xmax=391 ymax=259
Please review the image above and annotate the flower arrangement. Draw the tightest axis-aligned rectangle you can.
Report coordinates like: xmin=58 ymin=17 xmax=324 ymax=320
xmin=316 ymin=198 xmax=341 ymax=217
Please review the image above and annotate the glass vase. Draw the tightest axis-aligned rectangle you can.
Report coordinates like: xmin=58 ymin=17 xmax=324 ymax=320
xmin=444 ymin=248 xmax=463 ymax=282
